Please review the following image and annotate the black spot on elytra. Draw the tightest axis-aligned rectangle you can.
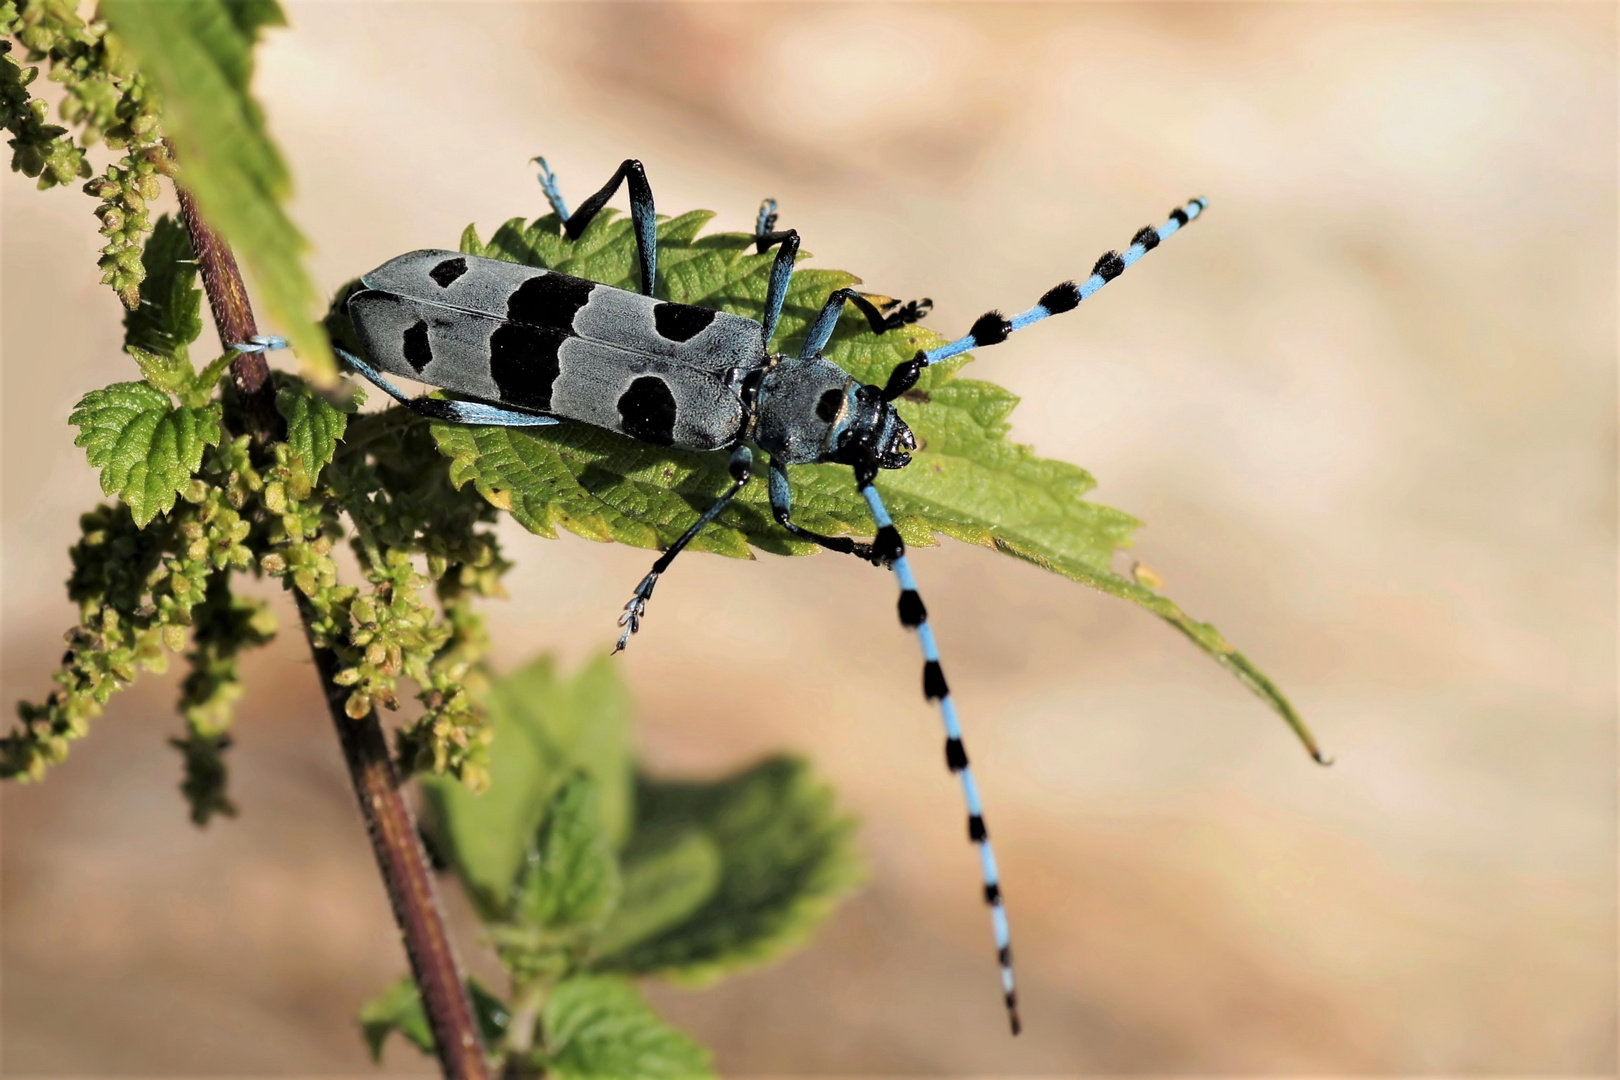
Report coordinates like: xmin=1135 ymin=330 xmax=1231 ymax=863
xmin=653 ymin=302 xmax=717 ymax=343
xmin=506 ymin=272 xmax=594 ymax=333
xmin=1039 ymin=281 xmax=1080 ymax=314
xmin=1132 ymin=226 xmax=1160 ymax=251
xmin=617 ymin=375 xmax=678 ymax=446
xmin=923 ymin=660 xmax=949 ymax=700
xmin=429 ymin=257 xmax=467 ymax=288
xmin=815 ymin=388 xmax=844 ymax=423
xmin=489 ymin=323 xmax=561 ymax=412
xmin=945 ymin=736 xmax=967 ymax=772
xmin=402 ymin=319 xmax=432 ymax=372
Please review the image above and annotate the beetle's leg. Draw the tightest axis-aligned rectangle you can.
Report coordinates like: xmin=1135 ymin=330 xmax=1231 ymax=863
xmin=856 ymin=465 xmax=1021 ymax=1036
xmin=564 ymin=159 xmax=659 ymax=298
xmin=800 ymin=288 xmax=933 ymax=360
xmin=753 ymin=197 xmax=798 ymax=255
xmin=767 ymin=457 xmax=876 ymax=562
xmin=908 ymin=197 xmax=1208 ymax=371
xmin=759 ymin=228 xmax=800 ymax=348
xmin=615 ymin=446 xmax=753 ymax=653
xmin=531 ymin=156 xmax=571 ymax=221
xmin=336 ymin=345 xmax=560 ymax=427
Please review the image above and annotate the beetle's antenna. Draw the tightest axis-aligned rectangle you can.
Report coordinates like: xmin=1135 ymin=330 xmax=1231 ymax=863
xmin=857 ymin=471 xmax=1022 ymax=1036
xmin=912 ymin=198 xmax=1207 ymax=371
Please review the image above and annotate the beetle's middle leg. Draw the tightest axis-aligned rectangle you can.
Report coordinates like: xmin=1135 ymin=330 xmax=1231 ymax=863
xmin=615 ymin=445 xmax=754 ymax=653
xmin=559 ymin=158 xmax=660 ymax=299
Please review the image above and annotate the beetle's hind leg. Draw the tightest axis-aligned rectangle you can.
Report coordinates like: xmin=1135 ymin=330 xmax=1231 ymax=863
xmin=615 ymin=446 xmax=754 ymax=653
xmin=532 ymin=157 xmax=570 ymax=221
xmin=562 ymin=159 xmax=660 ymax=298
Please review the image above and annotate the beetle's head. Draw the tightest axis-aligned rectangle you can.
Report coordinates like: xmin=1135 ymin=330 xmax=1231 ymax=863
xmin=830 ymin=382 xmax=917 ymax=471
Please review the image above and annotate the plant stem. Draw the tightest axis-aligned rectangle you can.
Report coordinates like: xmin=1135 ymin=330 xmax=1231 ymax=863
xmin=178 ymin=190 xmax=490 ymax=1080
xmin=175 ymin=186 xmax=280 ymax=443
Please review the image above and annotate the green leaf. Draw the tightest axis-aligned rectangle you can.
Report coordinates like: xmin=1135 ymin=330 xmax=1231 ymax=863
xmin=597 ymin=756 xmax=862 ymax=984
xmin=513 ymin=774 xmax=621 ymax=932
xmin=421 ymin=655 xmax=632 ymax=919
xmin=434 ymin=209 xmax=1323 ymax=760
xmin=592 ymin=827 xmax=722 ymax=960
xmin=71 ymin=381 xmax=221 ymax=526
xmin=122 ymin=214 xmax=203 ymax=368
xmin=357 ymin=974 xmax=510 ymax=1062
xmin=538 ymin=975 xmax=713 ymax=1080
xmin=275 ymin=375 xmax=351 ymax=475
xmin=357 ymin=975 xmax=433 ymax=1061
xmin=102 ymin=0 xmax=335 ymax=382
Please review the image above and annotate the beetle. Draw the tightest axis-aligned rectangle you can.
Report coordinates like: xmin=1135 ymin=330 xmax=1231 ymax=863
xmin=332 ymin=157 xmax=1206 ymax=1035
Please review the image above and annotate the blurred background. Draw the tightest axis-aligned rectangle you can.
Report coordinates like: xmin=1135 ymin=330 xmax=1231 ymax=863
xmin=3 ymin=3 xmax=1614 ymax=1075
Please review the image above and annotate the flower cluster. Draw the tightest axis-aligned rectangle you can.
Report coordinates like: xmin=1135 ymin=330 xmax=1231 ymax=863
xmin=1 ymin=0 xmax=170 ymax=306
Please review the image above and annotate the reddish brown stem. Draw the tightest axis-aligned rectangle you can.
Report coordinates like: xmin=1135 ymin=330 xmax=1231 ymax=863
xmin=176 ymin=186 xmax=280 ymax=443
xmin=300 ymin=601 xmax=489 ymax=1080
xmin=178 ymin=192 xmax=490 ymax=1080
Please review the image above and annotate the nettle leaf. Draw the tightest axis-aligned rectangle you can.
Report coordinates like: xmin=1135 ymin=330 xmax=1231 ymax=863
xmin=275 ymin=375 xmax=352 ymax=475
xmin=512 ymin=775 xmax=621 ymax=933
xmin=123 ymin=214 xmax=203 ymax=368
xmin=421 ymin=656 xmax=632 ymax=919
xmin=437 ymin=209 xmax=1322 ymax=759
xmin=357 ymin=974 xmax=510 ymax=1062
xmin=71 ymin=381 xmax=221 ymax=527
xmin=103 ymin=0 xmax=335 ymax=382
xmin=592 ymin=826 xmax=722 ymax=961
xmin=357 ymin=975 xmax=432 ymax=1061
xmin=597 ymin=756 xmax=862 ymax=984
xmin=538 ymin=975 xmax=713 ymax=1080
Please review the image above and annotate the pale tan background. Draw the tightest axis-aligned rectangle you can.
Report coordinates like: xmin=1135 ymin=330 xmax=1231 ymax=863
xmin=2 ymin=3 xmax=1614 ymax=1075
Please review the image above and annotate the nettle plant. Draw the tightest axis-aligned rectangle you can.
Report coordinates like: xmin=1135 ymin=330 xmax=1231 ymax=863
xmin=4 ymin=2 xmax=1322 ymax=1076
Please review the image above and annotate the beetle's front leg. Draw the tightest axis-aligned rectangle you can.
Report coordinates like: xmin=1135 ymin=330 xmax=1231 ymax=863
xmin=767 ymin=458 xmax=879 ymax=563
xmin=615 ymin=445 xmax=753 ymax=653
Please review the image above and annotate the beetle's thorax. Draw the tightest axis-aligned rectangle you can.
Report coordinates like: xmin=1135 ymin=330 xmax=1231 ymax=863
xmin=752 ymin=353 xmax=916 ymax=469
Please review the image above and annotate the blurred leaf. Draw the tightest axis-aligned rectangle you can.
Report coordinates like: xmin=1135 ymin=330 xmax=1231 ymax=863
xmin=592 ymin=826 xmax=722 ymax=961
xmin=357 ymin=974 xmax=509 ymax=1062
xmin=512 ymin=774 xmax=621 ymax=933
xmin=491 ymin=653 xmax=633 ymax=850
xmin=71 ymin=381 xmax=221 ymax=527
xmin=434 ymin=206 xmax=1322 ymax=760
xmin=421 ymin=655 xmax=631 ymax=919
xmin=122 ymin=214 xmax=202 ymax=368
xmin=103 ymin=0 xmax=335 ymax=381
xmin=537 ymin=975 xmax=713 ymax=1080
xmin=357 ymin=975 xmax=432 ymax=1061
xmin=597 ymin=756 xmax=862 ymax=984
